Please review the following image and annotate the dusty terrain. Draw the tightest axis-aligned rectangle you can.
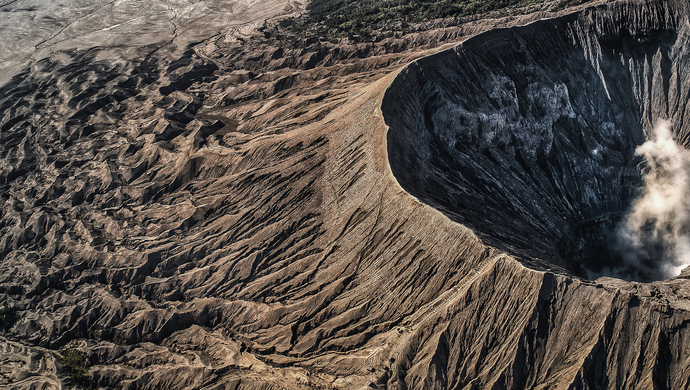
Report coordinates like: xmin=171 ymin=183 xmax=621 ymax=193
xmin=1 ymin=0 xmax=690 ymax=389
xmin=0 ymin=0 xmax=305 ymax=86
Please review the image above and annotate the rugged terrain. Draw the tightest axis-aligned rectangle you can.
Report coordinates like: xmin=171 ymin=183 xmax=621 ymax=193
xmin=386 ymin=0 xmax=690 ymax=281
xmin=1 ymin=0 xmax=690 ymax=389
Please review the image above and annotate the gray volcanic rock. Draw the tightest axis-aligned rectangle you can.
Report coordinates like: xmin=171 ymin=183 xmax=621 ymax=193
xmin=386 ymin=0 xmax=690 ymax=281
xmin=0 ymin=0 xmax=690 ymax=389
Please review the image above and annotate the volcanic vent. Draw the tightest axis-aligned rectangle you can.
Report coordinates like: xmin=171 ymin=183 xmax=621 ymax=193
xmin=384 ymin=1 xmax=690 ymax=282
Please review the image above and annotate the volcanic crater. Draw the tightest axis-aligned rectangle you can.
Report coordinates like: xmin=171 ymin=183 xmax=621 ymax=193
xmin=384 ymin=2 xmax=690 ymax=282
xmin=3 ymin=0 xmax=690 ymax=388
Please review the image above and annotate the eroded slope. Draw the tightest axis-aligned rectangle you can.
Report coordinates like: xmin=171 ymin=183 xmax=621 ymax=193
xmin=0 ymin=0 xmax=689 ymax=389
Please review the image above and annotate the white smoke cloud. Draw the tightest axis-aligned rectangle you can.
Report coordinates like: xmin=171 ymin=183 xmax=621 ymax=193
xmin=614 ymin=119 xmax=690 ymax=280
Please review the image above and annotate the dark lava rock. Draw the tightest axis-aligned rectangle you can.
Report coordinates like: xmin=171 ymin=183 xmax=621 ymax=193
xmin=386 ymin=0 xmax=690 ymax=282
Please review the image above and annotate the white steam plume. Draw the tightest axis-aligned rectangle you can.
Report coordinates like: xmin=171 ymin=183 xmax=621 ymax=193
xmin=615 ymin=119 xmax=690 ymax=280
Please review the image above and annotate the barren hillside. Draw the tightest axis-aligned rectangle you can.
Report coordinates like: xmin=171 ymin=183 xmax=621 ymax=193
xmin=1 ymin=0 xmax=690 ymax=389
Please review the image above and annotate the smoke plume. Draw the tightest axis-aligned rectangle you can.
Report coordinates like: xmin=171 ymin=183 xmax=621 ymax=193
xmin=614 ymin=119 xmax=690 ymax=281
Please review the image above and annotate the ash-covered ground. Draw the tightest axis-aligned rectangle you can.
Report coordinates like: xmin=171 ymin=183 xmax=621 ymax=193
xmin=2 ymin=0 xmax=690 ymax=389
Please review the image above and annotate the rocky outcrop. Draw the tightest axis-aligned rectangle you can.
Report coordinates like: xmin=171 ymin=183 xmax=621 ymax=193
xmin=1 ymin=0 xmax=689 ymax=388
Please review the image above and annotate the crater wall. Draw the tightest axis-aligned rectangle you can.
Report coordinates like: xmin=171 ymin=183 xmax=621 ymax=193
xmin=384 ymin=0 xmax=690 ymax=280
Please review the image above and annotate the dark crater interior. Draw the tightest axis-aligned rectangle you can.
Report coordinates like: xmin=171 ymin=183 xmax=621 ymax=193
xmin=384 ymin=2 xmax=690 ymax=281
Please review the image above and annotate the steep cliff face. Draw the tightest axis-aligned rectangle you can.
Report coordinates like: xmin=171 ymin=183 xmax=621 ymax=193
xmin=386 ymin=0 xmax=690 ymax=282
xmin=382 ymin=0 xmax=690 ymax=388
xmin=1 ymin=0 xmax=690 ymax=389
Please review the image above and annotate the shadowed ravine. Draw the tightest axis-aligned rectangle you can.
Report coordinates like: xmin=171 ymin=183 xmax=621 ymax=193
xmin=385 ymin=0 xmax=690 ymax=282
